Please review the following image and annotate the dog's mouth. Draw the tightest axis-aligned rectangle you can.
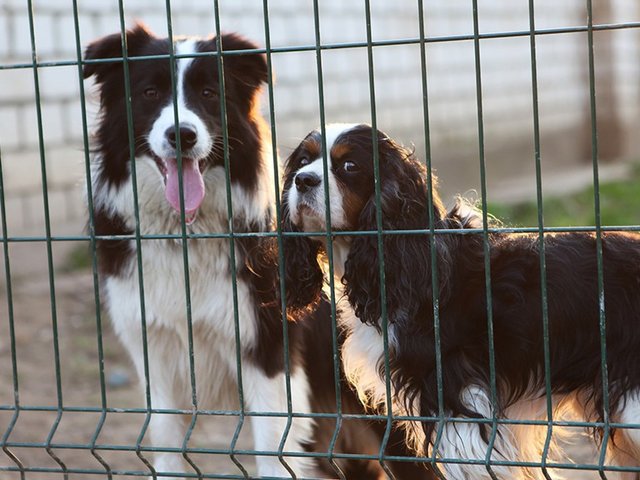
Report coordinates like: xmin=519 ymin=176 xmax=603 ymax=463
xmin=297 ymin=202 xmax=318 ymax=218
xmin=294 ymin=202 xmax=327 ymax=231
xmin=153 ymin=156 xmax=206 ymax=225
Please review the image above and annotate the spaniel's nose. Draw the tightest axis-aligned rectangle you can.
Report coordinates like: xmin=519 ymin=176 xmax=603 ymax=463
xmin=295 ymin=172 xmax=321 ymax=193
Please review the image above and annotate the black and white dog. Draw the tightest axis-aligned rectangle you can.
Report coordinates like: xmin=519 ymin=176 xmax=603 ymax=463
xmin=85 ymin=26 xmax=429 ymax=479
xmin=282 ymin=123 xmax=640 ymax=479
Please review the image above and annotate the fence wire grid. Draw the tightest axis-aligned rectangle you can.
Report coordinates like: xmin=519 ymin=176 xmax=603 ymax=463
xmin=1 ymin=1 xmax=640 ymax=480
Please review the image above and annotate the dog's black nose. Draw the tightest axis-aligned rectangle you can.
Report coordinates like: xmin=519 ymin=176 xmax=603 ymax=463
xmin=165 ymin=124 xmax=198 ymax=150
xmin=295 ymin=172 xmax=321 ymax=193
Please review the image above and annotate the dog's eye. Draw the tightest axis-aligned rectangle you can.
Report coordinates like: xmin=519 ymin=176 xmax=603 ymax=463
xmin=202 ymin=88 xmax=215 ymax=98
xmin=343 ymin=161 xmax=359 ymax=173
xmin=299 ymin=156 xmax=310 ymax=167
xmin=144 ymin=87 xmax=159 ymax=99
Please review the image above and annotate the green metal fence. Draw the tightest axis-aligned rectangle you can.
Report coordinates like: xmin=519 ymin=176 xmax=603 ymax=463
xmin=1 ymin=1 xmax=640 ymax=479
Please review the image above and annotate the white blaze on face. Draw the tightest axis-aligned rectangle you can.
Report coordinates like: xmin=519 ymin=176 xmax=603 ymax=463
xmin=147 ymin=39 xmax=212 ymax=223
xmin=287 ymin=123 xmax=360 ymax=231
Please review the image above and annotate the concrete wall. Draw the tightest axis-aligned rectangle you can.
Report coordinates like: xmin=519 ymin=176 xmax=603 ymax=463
xmin=1 ymin=0 xmax=639 ymax=234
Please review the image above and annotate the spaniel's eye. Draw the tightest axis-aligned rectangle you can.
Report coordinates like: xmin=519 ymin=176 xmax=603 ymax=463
xmin=144 ymin=87 xmax=159 ymax=99
xmin=202 ymin=88 xmax=215 ymax=98
xmin=343 ymin=161 xmax=359 ymax=173
xmin=299 ymin=156 xmax=310 ymax=167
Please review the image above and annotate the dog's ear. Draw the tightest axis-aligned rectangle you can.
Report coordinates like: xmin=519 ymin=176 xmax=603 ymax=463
xmin=83 ymin=22 xmax=154 ymax=82
xmin=343 ymin=137 xmax=448 ymax=328
xmin=281 ymin=206 xmax=324 ymax=315
xmin=218 ymin=33 xmax=268 ymax=101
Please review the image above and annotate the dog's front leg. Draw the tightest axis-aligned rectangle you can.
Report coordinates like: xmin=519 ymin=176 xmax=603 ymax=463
xmin=147 ymin=380 xmax=191 ymax=479
xmin=117 ymin=324 xmax=191 ymax=479
xmin=242 ymin=365 xmax=316 ymax=478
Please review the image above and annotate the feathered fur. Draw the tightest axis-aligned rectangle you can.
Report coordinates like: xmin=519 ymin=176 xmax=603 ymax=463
xmin=282 ymin=123 xmax=640 ymax=479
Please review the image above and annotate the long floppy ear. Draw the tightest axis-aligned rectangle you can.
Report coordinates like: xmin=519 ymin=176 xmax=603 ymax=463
xmin=343 ymin=138 xmax=448 ymax=328
xmin=218 ymin=33 xmax=268 ymax=107
xmin=281 ymin=198 xmax=325 ymax=315
xmin=83 ymin=22 xmax=154 ymax=83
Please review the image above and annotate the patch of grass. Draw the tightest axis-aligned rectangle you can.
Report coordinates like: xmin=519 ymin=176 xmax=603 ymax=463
xmin=488 ymin=164 xmax=640 ymax=227
xmin=62 ymin=244 xmax=92 ymax=272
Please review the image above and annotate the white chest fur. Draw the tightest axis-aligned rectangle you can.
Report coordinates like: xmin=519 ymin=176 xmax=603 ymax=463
xmin=97 ymin=157 xmax=268 ymax=352
xmin=338 ymin=294 xmax=389 ymax=409
xmin=329 ymin=240 xmax=390 ymax=409
xmin=94 ymin=154 xmax=273 ymax=413
xmin=105 ymin=237 xmax=258 ymax=351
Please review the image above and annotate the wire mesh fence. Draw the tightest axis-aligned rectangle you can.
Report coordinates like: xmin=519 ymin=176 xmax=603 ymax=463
xmin=1 ymin=0 xmax=640 ymax=479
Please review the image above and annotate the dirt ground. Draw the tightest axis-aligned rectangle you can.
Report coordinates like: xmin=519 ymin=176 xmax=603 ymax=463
xmin=0 ymin=225 xmax=627 ymax=480
xmin=0 ymin=237 xmax=259 ymax=480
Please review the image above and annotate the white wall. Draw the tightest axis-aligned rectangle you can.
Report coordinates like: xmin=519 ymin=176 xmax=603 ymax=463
xmin=1 ymin=0 xmax=639 ymax=233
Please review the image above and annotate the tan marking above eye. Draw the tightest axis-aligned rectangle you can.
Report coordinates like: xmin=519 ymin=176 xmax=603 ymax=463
xmin=301 ymin=137 xmax=321 ymax=160
xmin=330 ymin=142 xmax=351 ymax=161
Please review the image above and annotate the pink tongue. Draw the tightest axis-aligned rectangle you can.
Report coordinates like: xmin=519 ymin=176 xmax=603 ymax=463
xmin=164 ymin=158 xmax=205 ymax=215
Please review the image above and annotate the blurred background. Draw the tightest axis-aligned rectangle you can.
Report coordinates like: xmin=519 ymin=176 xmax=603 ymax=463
xmin=1 ymin=0 xmax=640 ymax=478
xmin=2 ymin=0 xmax=640 ymax=236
